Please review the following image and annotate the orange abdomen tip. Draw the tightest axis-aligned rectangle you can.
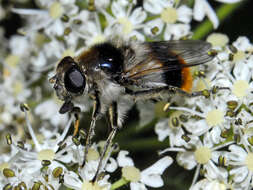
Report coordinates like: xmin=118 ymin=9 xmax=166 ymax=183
xmin=181 ymin=67 xmax=192 ymax=93
xmin=178 ymin=56 xmax=193 ymax=93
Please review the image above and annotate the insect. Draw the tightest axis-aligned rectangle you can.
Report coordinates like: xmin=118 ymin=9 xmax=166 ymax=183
xmin=49 ymin=39 xmax=214 ymax=181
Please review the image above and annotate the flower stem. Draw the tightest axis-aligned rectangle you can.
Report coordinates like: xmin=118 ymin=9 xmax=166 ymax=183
xmin=192 ymin=2 xmax=244 ymax=40
xmin=111 ymin=178 xmax=129 ymax=190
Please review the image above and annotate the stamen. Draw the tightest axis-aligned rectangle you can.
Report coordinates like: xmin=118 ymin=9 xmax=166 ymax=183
xmin=3 ymin=168 xmax=15 ymax=178
xmin=52 ymin=167 xmax=63 ymax=178
xmin=22 ymin=104 xmax=41 ymax=151
xmin=169 ymin=106 xmax=205 ymax=118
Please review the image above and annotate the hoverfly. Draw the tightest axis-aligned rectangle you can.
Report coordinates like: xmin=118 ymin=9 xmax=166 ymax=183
xmin=49 ymin=39 xmax=214 ymax=181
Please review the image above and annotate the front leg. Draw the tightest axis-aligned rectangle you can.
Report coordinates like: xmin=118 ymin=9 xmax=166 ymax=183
xmin=82 ymin=92 xmax=101 ymax=167
xmin=92 ymin=102 xmax=119 ymax=182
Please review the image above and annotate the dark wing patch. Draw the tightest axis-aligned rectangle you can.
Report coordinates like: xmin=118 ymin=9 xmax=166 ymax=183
xmin=147 ymin=40 xmax=213 ymax=68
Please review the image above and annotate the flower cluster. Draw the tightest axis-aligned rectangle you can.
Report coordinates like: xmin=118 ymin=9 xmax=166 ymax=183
xmin=0 ymin=0 xmax=250 ymax=189
xmin=155 ymin=35 xmax=253 ymax=189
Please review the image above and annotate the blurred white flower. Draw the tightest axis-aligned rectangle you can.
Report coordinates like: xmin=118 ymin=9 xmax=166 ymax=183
xmin=12 ymin=0 xmax=78 ymax=36
xmin=144 ymin=0 xmax=192 ymax=39
xmin=35 ymin=99 xmax=68 ymax=127
xmin=102 ymin=0 xmax=147 ymax=41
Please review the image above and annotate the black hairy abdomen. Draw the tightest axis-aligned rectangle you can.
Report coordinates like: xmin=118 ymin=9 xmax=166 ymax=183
xmin=149 ymin=42 xmax=183 ymax=88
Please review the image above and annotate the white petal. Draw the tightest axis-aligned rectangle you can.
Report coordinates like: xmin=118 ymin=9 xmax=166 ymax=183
xmin=204 ymin=161 xmax=228 ymax=179
xmin=177 ymin=5 xmax=192 ymax=24
xmin=64 ymin=171 xmax=82 ymax=189
xmin=81 ymin=160 xmax=98 ymax=181
xmin=176 ymin=152 xmax=197 ymax=170
xmin=203 ymin=132 xmax=213 ymax=148
xmin=230 ymin=166 xmax=249 ymax=183
xmin=193 ymin=0 xmax=205 ymax=21
xmin=233 ymin=61 xmax=251 ymax=81
xmin=129 ymin=7 xmax=147 ymax=25
xmin=111 ymin=1 xmax=126 ymax=18
xmin=216 ymin=0 xmax=242 ymax=3
xmin=141 ymin=156 xmax=173 ymax=187
xmin=129 ymin=30 xmax=145 ymax=42
xmin=130 ymin=182 xmax=147 ymax=190
xmin=228 ymin=145 xmax=247 ymax=162
xmin=143 ymin=18 xmax=164 ymax=36
xmin=164 ymin=23 xmax=191 ymax=40
xmin=140 ymin=173 xmax=164 ymax=187
xmin=143 ymin=0 xmax=163 ymax=14
xmin=105 ymin=157 xmax=118 ymax=173
xmin=117 ymin=150 xmax=134 ymax=167
xmin=185 ymin=119 xmax=208 ymax=136
xmin=11 ymin=8 xmax=48 ymax=15
xmin=233 ymin=36 xmax=252 ymax=51
xmin=210 ymin=126 xmax=222 ymax=144
xmin=203 ymin=0 xmax=219 ymax=29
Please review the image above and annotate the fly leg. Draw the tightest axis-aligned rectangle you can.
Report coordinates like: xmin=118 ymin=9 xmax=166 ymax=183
xmin=125 ymin=86 xmax=229 ymax=99
xmin=82 ymin=93 xmax=101 ymax=167
xmin=92 ymin=102 xmax=119 ymax=182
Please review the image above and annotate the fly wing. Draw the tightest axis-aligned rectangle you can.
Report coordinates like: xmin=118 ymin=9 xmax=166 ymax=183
xmin=122 ymin=40 xmax=214 ymax=89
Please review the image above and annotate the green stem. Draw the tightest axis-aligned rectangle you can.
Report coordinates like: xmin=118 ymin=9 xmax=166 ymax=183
xmin=192 ymin=2 xmax=244 ymax=40
xmin=111 ymin=178 xmax=129 ymax=190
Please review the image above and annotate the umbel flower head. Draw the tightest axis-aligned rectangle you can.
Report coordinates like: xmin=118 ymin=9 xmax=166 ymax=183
xmin=0 ymin=0 xmax=251 ymax=189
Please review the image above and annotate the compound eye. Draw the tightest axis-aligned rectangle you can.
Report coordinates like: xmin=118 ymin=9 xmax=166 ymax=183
xmin=64 ymin=66 xmax=85 ymax=93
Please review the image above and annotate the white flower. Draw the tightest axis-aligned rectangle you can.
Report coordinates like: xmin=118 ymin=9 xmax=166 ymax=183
xmin=170 ymin=93 xmax=229 ymax=142
xmin=12 ymin=0 xmax=78 ymax=36
xmin=12 ymin=110 xmax=76 ymax=180
xmin=64 ymin=144 xmax=119 ymax=189
xmin=161 ymin=132 xmax=231 ymax=187
xmin=143 ymin=0 xmax=192 ymax=40
xmin=138 ymin=156 xmax=173 ymax=188
xmin=64 ymin=170 xmax=111 ymax=190
xmin=228 ymin=144 xmax=253 ymax=189
xmin=155 ymin=111 xmax=188 ymax=147
xmin=73 ymin=12 xmax=112 ymax=46
xmin=102 ymin=0 xmax=147 ymax=41
xmin=117 ymin=150 xmax=173 ymax=189
xmin=191 ymin=178 xmax=228 ymax=190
